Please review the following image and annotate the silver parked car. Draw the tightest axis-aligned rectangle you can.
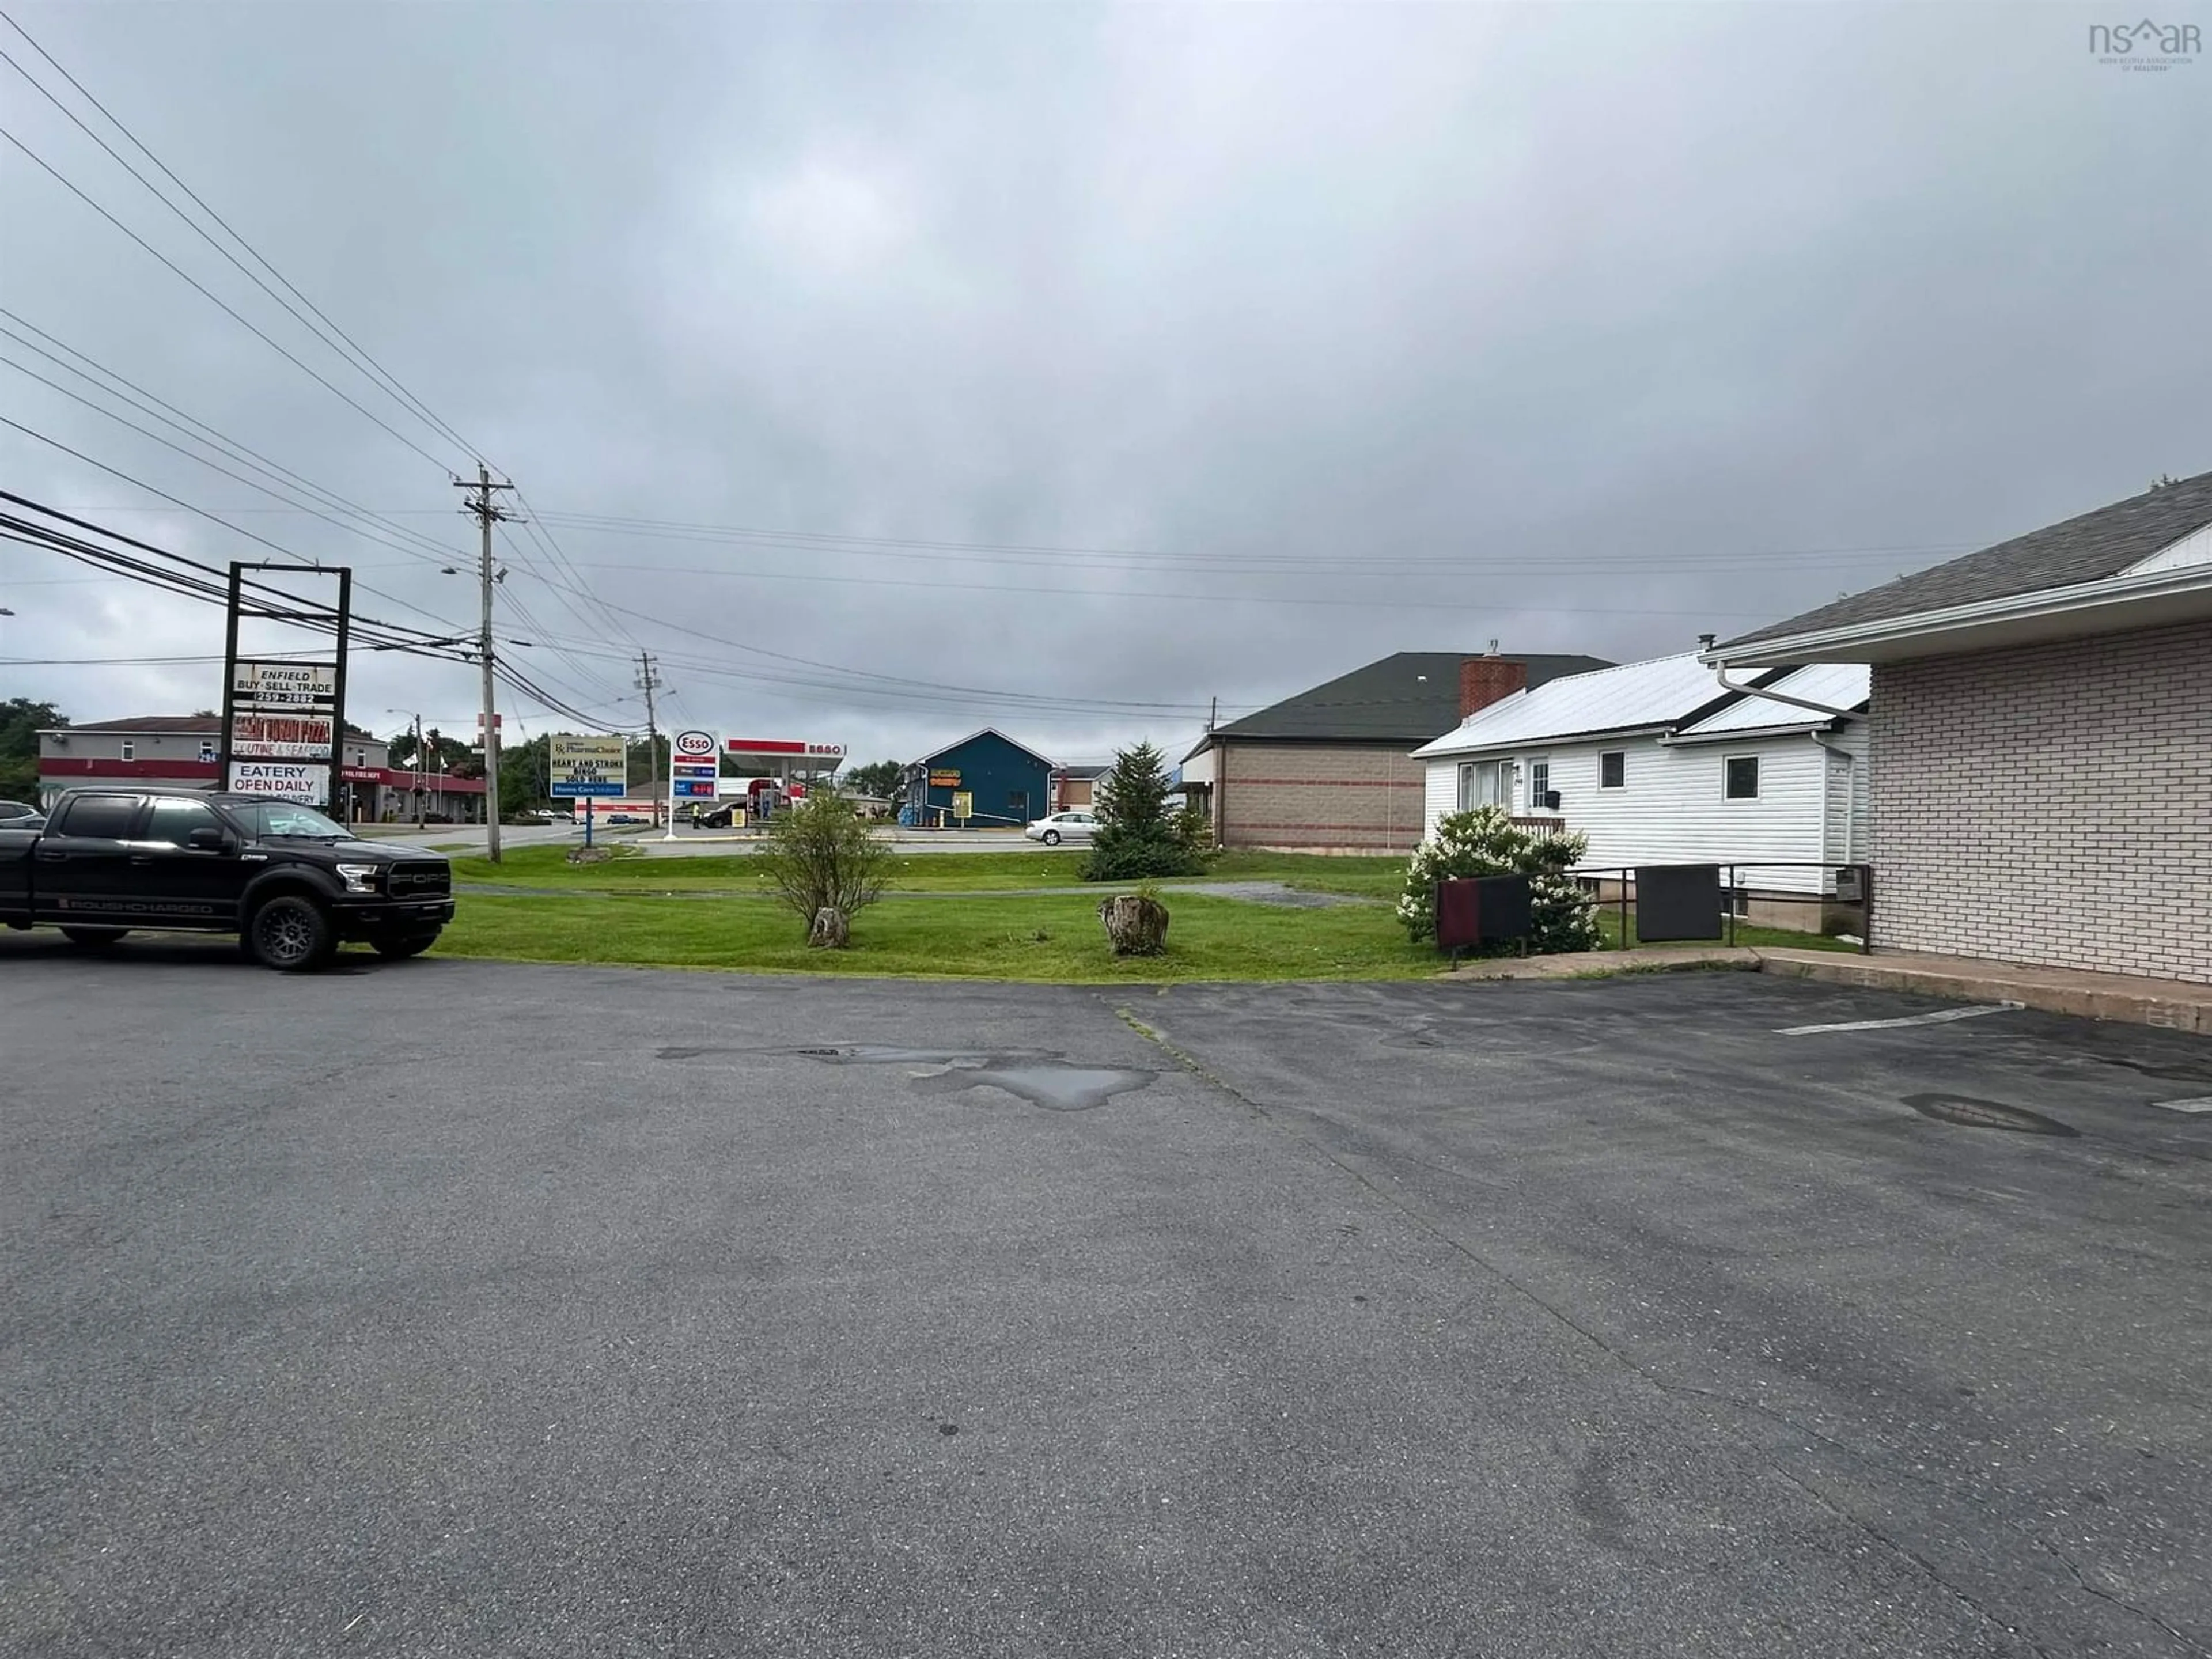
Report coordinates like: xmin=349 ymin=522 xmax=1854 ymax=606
xmin=1025 ymin=809 xmax=1098 ymax=846
xmin=0 ymin=799 xmax=46 ymax=832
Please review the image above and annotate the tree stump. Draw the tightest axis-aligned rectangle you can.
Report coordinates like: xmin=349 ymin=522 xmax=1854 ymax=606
xmin=1097 ymin=893 xmax=1169 ymax=956
xmin=808 ymin=906 xmax=850 ymax=949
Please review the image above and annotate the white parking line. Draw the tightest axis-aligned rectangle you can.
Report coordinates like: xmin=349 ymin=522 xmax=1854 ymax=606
xmin=2154 ymin=1097 xmax=2212 ymax=1114
xmin=1775 ymin=1002 xmax=2025 ymax=1036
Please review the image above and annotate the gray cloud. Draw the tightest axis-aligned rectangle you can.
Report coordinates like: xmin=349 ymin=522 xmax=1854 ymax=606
xmin=4 ymin=2 xmax=2207 ymax=769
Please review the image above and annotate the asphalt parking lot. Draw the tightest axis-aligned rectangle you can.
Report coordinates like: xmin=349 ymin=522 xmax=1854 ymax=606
xmin=3 ymin=942 xmax=2209 ymax=1657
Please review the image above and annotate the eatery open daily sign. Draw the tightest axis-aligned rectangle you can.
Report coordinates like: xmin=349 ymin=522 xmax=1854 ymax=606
xmin=226 ymin=760 xmax=331 ymax=804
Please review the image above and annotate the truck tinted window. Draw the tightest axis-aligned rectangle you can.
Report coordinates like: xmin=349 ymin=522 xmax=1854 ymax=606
xmin=54 ymin=794 xmax=142 ymax=839
xmin=146 ymin=797 xmax=224 ymax=847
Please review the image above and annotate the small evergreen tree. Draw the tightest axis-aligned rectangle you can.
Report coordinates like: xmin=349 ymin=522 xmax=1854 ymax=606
xmin=1397 ymin=806 xmax=1600 ymax=954
xmin=1080 ymin=740 xmax=1208 ymax=881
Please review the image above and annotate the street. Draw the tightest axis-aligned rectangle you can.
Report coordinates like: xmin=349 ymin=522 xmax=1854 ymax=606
xmin=3 ymin=953 xmax=2209 ymax=1657
xmin=362 ymin=823 xmax=1051 ymax=857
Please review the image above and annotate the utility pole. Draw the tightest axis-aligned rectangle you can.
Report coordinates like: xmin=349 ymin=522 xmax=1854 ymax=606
xmin=455 ymin=464 xmax=516 ymax=861
xmin=636 ymin=650 xmax=664 ymax=829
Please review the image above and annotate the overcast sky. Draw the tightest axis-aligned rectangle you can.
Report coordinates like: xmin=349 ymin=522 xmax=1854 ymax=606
xmin=3 ymin=2 xmax=2207 ymax=768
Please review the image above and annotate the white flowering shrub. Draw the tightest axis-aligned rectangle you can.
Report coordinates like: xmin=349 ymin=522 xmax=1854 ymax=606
xmin=1397 ymin=806 xmax=1601 ymax=954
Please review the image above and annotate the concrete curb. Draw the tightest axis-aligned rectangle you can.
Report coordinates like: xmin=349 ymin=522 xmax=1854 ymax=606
xmin=1442 ymin=944 xmax=2211 ymax=1035
xmin=1438 ymin=947 xmax=1763 ymax=982
xmin=1753 ymin=949 xmax=2211 ymax=1035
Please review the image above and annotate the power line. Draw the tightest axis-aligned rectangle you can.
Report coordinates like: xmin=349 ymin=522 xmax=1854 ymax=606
xmin=523 ymin=552 xmax=1783 ymax=620
xmin=509 ymin=487 xmax=653 ymax=655
xmin=494 ymin=623 xmax=1224 ymax=722
xmin=0 ymin=491 xmax=476 ymax=657
xmin=1 ymin=350 xmax=473 ymax=573
xmin=509 ymin=574 xmax=1226 ymax=714
xmin=0 ymin=10 xmax=478 ymax=460
xmin=0 ymin=419 xmax=476 ymax=640
xmin=0 ymin=120 xmax=453 ymax=471
xmin=527 ymin=508 xmax=1980 ymax=574
xmin=0 ymin=308 xmax=464 ymax=565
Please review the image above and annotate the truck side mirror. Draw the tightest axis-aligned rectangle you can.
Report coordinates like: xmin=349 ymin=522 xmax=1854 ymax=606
xmin=187 ymin=826 xmax=230 ymax=853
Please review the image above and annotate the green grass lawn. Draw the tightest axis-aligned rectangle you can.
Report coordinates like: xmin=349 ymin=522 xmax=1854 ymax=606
xmin=435 ymin=892 xmax=1440 ymax=982
xmin=445 ymin=843 xmax=1412 ymax=897
xmin=431 ymin=885 xmax=1853 ymax=982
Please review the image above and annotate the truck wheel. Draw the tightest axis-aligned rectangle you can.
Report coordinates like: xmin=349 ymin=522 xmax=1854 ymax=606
xmin=247 ymin=895 xmax=335 ymax=972
xmin=372 ymin=933 xmax=439 ymax=960
xmin=60 ymin=926 xmax=128 ymax=949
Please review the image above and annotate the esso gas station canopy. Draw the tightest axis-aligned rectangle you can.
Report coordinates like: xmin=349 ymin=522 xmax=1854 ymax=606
xmin=723 ymin=738 xmax=845 ymax=780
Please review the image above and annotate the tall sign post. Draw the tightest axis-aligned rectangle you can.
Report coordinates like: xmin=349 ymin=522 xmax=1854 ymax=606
xmin=669 ymin=729 xmax=721 ymax=839
xmin=218 ymin=562 xmax=349 ymax=806
xmin=549 ymin=734 xmax=626 ymax=850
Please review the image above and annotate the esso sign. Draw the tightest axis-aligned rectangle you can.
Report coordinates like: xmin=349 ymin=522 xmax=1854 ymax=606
xmin=672 ymin=729 xmax=718 ymax=760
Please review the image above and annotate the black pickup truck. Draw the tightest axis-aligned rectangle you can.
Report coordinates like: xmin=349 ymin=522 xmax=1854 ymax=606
xmin=0 ymin=786 xmax=453 ymax=971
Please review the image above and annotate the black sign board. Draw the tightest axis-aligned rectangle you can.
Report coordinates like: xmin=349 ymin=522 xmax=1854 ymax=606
xmin=1436 ymin=874 xmax=1533 ymax=952
xmin=1635 ymin=864 xmax=1725 ymax=941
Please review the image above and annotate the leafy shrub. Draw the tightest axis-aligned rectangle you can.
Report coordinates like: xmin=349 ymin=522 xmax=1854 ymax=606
xmin=757 ymin=792 xmax=889 ymax=934
xmin=1079 ymin=741 xmax=1209 ymax=881
xmin=1397 ymin=806 xmax=1601 ymax=955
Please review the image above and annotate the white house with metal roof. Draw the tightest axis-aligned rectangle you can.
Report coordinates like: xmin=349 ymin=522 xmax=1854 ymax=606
xmin=1412 ymin=653 xmax=1871 ymax=923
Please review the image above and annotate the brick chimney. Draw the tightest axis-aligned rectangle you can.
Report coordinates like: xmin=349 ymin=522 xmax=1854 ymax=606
xmin=1459 ymin=650 xmax=1527 ymax=719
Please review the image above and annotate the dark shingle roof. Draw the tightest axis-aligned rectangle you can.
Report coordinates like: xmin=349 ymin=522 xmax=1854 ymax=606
xmin=64 ymin=714 xmax=223 ymax=734
xmin=1204 ymin=651 xmax=1614 ymax=745
xmin=1722 ymin=469 xmax=2212 ymax=650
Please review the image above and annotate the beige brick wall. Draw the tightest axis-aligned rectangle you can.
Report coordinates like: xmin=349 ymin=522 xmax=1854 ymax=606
xmin=1869 ymin=619 xmax=2212 ymax=984
xmin=1218 ymin=741 xmax=1429 ymax=852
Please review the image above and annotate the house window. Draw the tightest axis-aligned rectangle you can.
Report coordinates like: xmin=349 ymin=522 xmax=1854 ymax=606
xmin=1527 ymin=758 xmax=1552 ymax=812
xmin=1725 ymin=756 xmax=1760 ymax=800
xmin=1457 ymin=759 xmax=1510 ymax=810
xmin=1599 ymin=751 xmax=1626 ymax=790
xmin=120 ymin=739 xmax=135 ymax=762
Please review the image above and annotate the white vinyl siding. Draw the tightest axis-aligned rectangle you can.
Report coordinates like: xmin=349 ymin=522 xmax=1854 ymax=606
xmin=1423 ymin=733 xmax=1835 ymax=891
xmin=1830 ymin=722 xmax=1870 ymax=863
xmin=1423 ymin=760 xmax=1459 ymax=833
xmin=1823 ymin=749 xmax=1854 ymax=863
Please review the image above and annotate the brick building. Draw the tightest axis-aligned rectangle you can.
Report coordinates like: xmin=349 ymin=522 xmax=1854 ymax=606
xmin=1709 ymin=469 xmax=2212 ymax=984
xmin=36 ymin=716 xmax=489 ymax=824
xmin=1181 ymin=649 xmax=1610 ymax=853
xmin=1049 ymin=764 xmax=1107 ymax=812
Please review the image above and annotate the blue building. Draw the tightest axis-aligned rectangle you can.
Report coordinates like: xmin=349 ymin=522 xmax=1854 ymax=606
xmin=901 ymin=728 xmax=1057 ymax=829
